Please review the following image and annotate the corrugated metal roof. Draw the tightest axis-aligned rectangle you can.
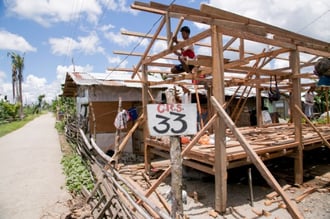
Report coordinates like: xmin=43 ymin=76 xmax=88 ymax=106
xmin=62 ymin=71 xmax=167 ymax=97
xmin=69 ymin=72 xmax=101 ymax=85
xmin=68 ymin=71 xmax=164 ymax=87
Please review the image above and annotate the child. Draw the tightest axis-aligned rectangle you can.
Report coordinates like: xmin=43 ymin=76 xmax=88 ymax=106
xmin=171 ymin=26 xmax=195 ymax=74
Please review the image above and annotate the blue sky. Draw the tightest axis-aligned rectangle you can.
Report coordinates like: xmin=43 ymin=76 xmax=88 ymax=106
xmin=0 ymin=0 xmax=329 ymax=104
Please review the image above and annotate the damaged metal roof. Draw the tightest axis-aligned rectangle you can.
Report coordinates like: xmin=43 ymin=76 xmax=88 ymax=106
xmin=61 ymin=71 xmax=166 ymax=97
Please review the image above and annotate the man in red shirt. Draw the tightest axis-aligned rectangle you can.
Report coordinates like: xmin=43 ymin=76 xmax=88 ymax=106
xmin=171 ymin=26 xmax=196 ymax=74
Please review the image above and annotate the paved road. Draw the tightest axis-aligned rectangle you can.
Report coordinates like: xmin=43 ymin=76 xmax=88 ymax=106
xmin=0 ymin=113 xmax=71 ymax=219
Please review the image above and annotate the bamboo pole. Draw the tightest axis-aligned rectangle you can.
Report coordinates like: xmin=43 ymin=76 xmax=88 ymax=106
xmin=109 ymin=114 xmax=144 ymax=166
xmin=110 ymin=169 xmax=171 ymax=219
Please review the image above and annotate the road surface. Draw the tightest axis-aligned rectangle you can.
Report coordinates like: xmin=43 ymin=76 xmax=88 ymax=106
xmin=0 ymin=113 xmax=71 ymax=219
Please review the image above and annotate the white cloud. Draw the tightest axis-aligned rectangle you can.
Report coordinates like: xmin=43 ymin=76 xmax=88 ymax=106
xmin=1 ymin=64 xmax=95 ymax=105
xmin=0 ymin=30 xmax=36 ymax=52
xmin=56 ymin=64 xmax=94 ymax=84
xmin=103 ymin=28 xmax=149 ymax=47
xmin=5 ymin=0 xmax=102 ymax=27
xmin=99 ymin=24 xmax=115 ymax=32
xmin=107 ymin=56 xmax=128 ymax=68
xmin=208 ymin=0 xmax=330 ymax=42
xmin=49 ymin=32 xmax=104 ymax=56
xmin=0 ymin=71 xmax=6 ymax=82
xmin=5 ymin=0 xmax=137 ymax=27
xmin=18 ymin=74 xmax=59 ymax=104
xmin=101 ymin=0 xmax=138 ymax=15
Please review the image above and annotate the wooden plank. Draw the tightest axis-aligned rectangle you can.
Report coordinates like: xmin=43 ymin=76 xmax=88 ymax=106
xmin=266 ymin=184 xmax=291 ymax=199
xmin=132 ymin=16 xmax=166 ymax=78
xmin=295 ymin=187 xmax=317 ymax=203
xmin=142 ymin=29 xmax=211 ymax=65
xmin=210 ymin=96 xmax=303 ymax=219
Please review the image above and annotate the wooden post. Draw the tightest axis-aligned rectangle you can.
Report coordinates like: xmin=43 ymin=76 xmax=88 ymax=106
xmin=142 ymin=115 xmax=217 ymax=200
xmin=170 ymin=136 xmax=183 ymax=218
xmin=289 ymin=50 xmax=303 ymax=185
xmin=167 ymin=93 xmax=183 ymax=218
xmin=113 ymin=97 xmax=122 ymax=166
xmin=326 ymin=87 xmax=329 ymax=124
xmin=89 ymin=102 xmax=96 ymax=140
xmin=211 ymin=24 xmax=227 ymax=213
xmin=142 ymin=65 xmax=151 ymax=173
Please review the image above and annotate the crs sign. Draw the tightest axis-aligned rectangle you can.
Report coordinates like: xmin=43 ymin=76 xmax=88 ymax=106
xmin=147 ymin=103 xmax=197 ymax=136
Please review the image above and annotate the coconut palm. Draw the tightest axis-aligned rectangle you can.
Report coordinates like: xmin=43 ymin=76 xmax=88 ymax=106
xmin=7 ymin=52 xmax=25 ymax=119
xmin=10 ymin=61 xmax=17 ymax=103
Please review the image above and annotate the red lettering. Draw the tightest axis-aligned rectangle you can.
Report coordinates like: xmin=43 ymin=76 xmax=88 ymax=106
xmin=156 ymin=104 xmax=184 ymax=113
xmin=176 ymin=104 xmax=183 ymax=112
xmin=157 ymin=104 xmax=165 ymax=113
xmin=169 ymin=104 xmax=174 ymax=112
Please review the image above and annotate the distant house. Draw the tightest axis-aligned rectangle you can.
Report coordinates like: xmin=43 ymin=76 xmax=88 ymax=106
xmin=223 ymin=86 xmax=290 ymax=126
xmin=61 ymin=71 xmax=166 ymax=153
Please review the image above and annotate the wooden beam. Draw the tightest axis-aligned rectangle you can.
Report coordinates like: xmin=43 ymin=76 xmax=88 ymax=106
xmin=120 ymin=30 xmax=211 ymax=48
xmin=142 ymin=29 xmax=212 ymax=65
xmin=132 ymin=16 xmax=166 ymax=78
xmin=168 ymin=16 xmax=184 ymax=47
xmin=210 ymin=96 xmax=303 ymax=219
xmin=132 ymin=1 xmax=329 ymax=52
xmin=298 ymin=46 xmax=330 ymax=57
xmin=232 ymin=66 xmax=291 ymax=76
xmin=211 ymin=24 xmax=227 ymax=213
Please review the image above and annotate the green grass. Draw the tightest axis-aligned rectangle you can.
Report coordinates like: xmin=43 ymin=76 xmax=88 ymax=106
xmin=0 ymin=114 xmax=39 ymax=137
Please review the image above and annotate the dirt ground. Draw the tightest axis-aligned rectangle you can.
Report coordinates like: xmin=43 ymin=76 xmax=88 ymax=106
xmin=58 ymin=145 xmax=330 ymax=219
xmin=154 ymin=146 xmax=330 ymax=219
xmin=156 ymin=150 xmax=330 ymax=219
xmin=20 ymin=114 xmax=328 ymax=219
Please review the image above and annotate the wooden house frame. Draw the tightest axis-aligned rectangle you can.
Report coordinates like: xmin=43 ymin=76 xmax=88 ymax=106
xmin=106 ymin=2 xmax=330 ymax=218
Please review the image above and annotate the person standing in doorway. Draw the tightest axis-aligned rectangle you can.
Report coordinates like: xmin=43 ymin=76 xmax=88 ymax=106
xmin=304 ymin=85 xmax=315 ymax=120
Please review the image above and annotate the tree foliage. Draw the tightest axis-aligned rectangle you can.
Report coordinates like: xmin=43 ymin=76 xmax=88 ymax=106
xmin=0 ymin=100 xmax=20 ymax=122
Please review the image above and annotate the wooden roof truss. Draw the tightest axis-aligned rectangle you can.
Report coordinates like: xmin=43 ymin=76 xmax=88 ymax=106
xmin=106 ymin=2 xmax=330 ymax=218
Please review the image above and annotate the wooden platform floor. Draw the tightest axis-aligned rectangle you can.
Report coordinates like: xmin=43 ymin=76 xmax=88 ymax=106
xmin=146 ymin=123 xmax=330 ymax=174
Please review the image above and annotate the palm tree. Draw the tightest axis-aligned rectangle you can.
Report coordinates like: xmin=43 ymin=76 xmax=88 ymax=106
xmin=10 ymin=62 xmax=17 ymax=103
xmin=37 ymin=94 xmax=45 ymax=113
xmin=7 ymin=52 xmax=25 ymax=119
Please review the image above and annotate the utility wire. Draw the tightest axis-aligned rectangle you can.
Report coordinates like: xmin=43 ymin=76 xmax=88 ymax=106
xmin=297 ymin=9 xmax=330 ymax=33
xmin=63 ymin=0 xmax=84 ymax=70
xmin=105 ymin=0 xmax=177 ymax=79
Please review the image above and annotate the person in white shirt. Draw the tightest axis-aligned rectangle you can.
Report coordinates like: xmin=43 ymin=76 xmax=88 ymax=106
xmin=304 ymin=85 xmax=315 ymax=120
